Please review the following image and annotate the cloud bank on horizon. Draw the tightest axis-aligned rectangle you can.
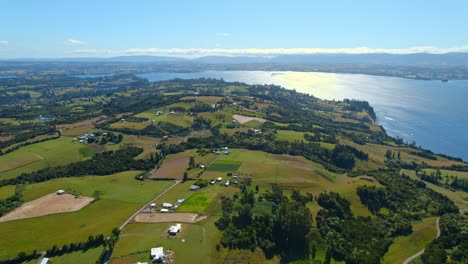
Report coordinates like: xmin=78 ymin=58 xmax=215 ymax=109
xmin=71 ymin=46 xmax=468 ymax=57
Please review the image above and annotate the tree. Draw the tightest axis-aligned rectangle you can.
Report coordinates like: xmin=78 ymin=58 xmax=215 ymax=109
xmin=311 ymin=241 xmax=317 ymax=260
xmin=189 ymin=156 xmax=195 ymax=169
xmin=324 ymin=246 xmax=332 ymax=264
xmin=183 ymin=172 xmax=189 ymax=182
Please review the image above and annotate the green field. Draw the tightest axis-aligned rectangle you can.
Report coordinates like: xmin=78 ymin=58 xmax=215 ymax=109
xmin=402 ymin=169 xmax=468 ymax=213
xmin=111 ymin=218 xmax=220 ymax=264
xmin=25 ymin=247 xmax=103 ymax=264
xmin=206 ymin=159 xmax=241 ymax=172
xmin=383 ymin=217 xmax=438 ymax=264
xmin=0 ymin=137 xmax=93 ymax=180
xmin=0 ymin=171 xmax=173 ymax=259
xmin=0 ymin=185 xmax=16 ymax=199
xmin=276 ymin=130 xmax=307 ymax=142
xmin=139 ymin=112 xmax=195 ymax=128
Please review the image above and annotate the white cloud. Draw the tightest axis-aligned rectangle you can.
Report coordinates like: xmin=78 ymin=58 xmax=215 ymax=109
xmin=0 ymin=40 xmax=8 ymax=46
xmin=216 ymin=32 xmax=231 ymax=37
xmin=63 ymin=38 xmax=87 ymax=46
xmin=70 ymin=46 xmax=468 ymax=57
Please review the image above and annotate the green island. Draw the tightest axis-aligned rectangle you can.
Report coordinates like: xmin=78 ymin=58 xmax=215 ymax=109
xmin=0 ymin=74 xmax=466 ymax=264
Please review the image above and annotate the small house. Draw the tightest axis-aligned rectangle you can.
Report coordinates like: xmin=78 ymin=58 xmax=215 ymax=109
xmin=150 ymin=203 xmax=156 ymax=208
xmin=168 ymin=223 xmax=182 ymax=235
xmin=199 ymin=164 xmax=205 ymax=169
xmin=56 ymin=190 xmax=65 ymax=195
xmin=216 ymin=177 xmax=222 ymax=182
xmin=160 ymin=208 xmax=169 ymax=213
xmin=190 ymin=185 xmax=201 ymax=191
xmin=177 ymin=199 xmax=185 ymax=204
xmin=210 ymin=180 xmax=215 ymax=185
xmin=150 ymin=247 xmax=164 ymax=262
xmin=225 ymin=181 xmax=230 ymax=187
xmin=162 ymin=203 xmax=173 ymax=209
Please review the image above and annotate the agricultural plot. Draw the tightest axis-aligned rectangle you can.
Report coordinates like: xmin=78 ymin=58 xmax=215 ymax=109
xmin=206 ymin=160 xmax=241 ymax=172
xmin=135 ymin=111 xmax=194 ymax=128
xmin=0 ymin=137 xmax=93 ymax=180
xmin=276 ymin=130 xmax=308 ymax=142
xmin=135 ymin=213 xmax=205 ymax=223
xmin=0 ymin=193 xmax=94 ymax=223
xmin=110 ymin=120 xmax=149 ymax=130
xmin=0 ymin=185 xmax=15 ymax=199
xmin=232 ymin=114 xmax=266 ymax=124
xmin=110 ymin=217 xmax=221 ymax=264
xmin=25 ymin=247 xmax=103 ymax=264
xmin=0 ymin=171 xmax=173 ymax=259
xmin=181 ymin=95 xmax=224 ymax=104
xmin=383 ymin=217 xmax=438 ymax=264
xmin=150 ymin=150 xmax=192 ymax=179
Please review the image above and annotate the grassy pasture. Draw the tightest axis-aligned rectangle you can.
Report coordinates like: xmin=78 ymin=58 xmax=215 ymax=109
xmin=0 ymin=137 xmax=93 ymax=180
xmin=276 ymin=130 xmax=307 ymax=142
xmin=135 ymin=111 xmax=194 ymax=128
xmin=206 ymin=159 xmax=241 ymax=172
xmin=0 ymin=185 xmax=15 ymax=199
xmin=402 ymin=169 xmax=468 ymax=213
xmin=25 ymin=247 xmax=103 ymax=264
xmin=383 ymin=217 xmax=438 ymax=264
xmin=110 ymin=218 xmax=220 ymax=264
xmin=110 ymin=121 xmax=149 ymax=131
xmin=0 ymin=171 xmax=173 ymax=259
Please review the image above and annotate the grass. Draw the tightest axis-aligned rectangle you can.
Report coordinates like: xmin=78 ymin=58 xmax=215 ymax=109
xmin=110 ymin=217 xmax=221 ymax=264
xmin=0 ymin=185 xmax=15 ymax=199
xmin=25 ymin=247 xmax=103 ymax=264
xmin=110 ymin=121 xmax=149 ymax=130
xmin=402 ymin=169 xmax=468 ymax=213
xmin=0 ymin=137 xmax=93 ymax=180
xmin=276 ymin=130 xmax=307 ymax=142
xmin=206 ymin=160 xmax=242 ymax=172
xmin=0 ymin=171 xmax=173 ymax=259
xmin=135 ymin=111 xmax=194 ymax=128
xmin=383 ymin=217 xmax=438 ymax=264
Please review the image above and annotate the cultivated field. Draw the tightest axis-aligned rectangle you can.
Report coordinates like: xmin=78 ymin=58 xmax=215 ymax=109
xmin=134 ymin=213 xmax=205 ymax=223
xmin=0 ymin=193 xmax=94 ymax=223
xmin=0 ymin=137 xmax=93 ymax=180
xmin=232 ymin=114 xmax=266 ymax=124
xmin=0 ymin=171 xmax=173 ymax=259
xmin=150 ymin=150 xmax=192 ymax=179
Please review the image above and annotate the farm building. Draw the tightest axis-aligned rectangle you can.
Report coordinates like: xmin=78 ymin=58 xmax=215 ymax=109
xmin=162 ymin=203 xmax=173 ymax=208
xmin=160 ymin=208 xmax=169 ymax=213
xmin=168 ymin=223 xmax=182 ymax=235
xmin=150 ymin=247 xmax=164 ymax=262
xmin=177 ymin=199 xmax=185 ymax=204
xmin=190 ymin=185 xmax=201 ymax=191
xmin=38 ymin=258 xmax=49 ymax=264
xmin=56 ymin=190 xmax=65 ymax=195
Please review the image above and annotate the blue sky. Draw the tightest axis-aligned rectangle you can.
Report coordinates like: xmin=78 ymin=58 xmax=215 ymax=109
xmin=1 ymin=0 xmax=468 ymax=58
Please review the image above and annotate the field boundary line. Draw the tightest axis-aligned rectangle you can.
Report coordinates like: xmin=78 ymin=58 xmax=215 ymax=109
xmin=119 ymin=180 xmax=180 ymax=230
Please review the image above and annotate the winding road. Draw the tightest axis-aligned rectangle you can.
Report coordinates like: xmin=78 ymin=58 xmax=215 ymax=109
xmin=402 ymin=217 xmax=441 ymax=264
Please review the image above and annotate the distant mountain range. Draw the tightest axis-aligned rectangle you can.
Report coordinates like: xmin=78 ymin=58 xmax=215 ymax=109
xmin=3 ymin=53 xmax=468 ymax=66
